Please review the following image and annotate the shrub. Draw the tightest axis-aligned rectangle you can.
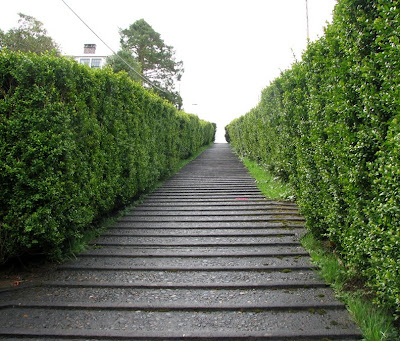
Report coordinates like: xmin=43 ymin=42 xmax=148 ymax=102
xmin=226 ymin=0 xmax=400 ymax=315
xmin=0 ymin=51 xmax=215 ymax=262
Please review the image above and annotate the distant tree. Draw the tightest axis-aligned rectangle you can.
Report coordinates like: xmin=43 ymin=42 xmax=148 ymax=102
xmin=0 ymin=13 xmax=60 ymax=55
xmin=105 ymin=49 xmax=143 ymax=83
xmin=120 ymin=19 xmax=184 ymax=108
xmin=162 ymin=90 xmax=183 ymax=111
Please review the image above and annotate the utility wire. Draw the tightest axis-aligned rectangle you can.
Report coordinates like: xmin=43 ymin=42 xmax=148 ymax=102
xmin=60 ymin=0 xmax=166 ymax=93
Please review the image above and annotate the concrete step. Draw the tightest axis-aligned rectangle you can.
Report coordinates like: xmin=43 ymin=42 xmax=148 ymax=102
xmin=133 ymin=205 xmax=299 ymax=211
xmin=90 ymin=235 xmax=301 ymax=247
xmin=118 ymin=215 xmax=305 ymax=222
xmin=82 ymin=245 xmax=312 ymax=257
xmin=59 ymin=255 xmax=315 ymax=270
xmin=147 ymin=194 xmax=267 ymax=199
xmin=102 ymin=228 xmax=299 ymax=236
xmin=50 ymin=269 xmax=325 ymax=286
xmin=125 ymin=210 xmax=300 ymax=216
xmin=0 ymin=309 xmax=361 ymax=340
xmin=153 ymin=189 xmax=262 ymax=194
xmin=138 ymin=201 xmax=297 ymax=207
xmin=114 ymin=221 xmax=305 ymax=229
xmin=142 ymin=196 xmax=283 ymax=202
xmin=0 ymin=287 xmax=340 ymax=309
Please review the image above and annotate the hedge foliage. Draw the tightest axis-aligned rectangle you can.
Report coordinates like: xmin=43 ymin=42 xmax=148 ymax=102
xmin=0 ymin=51 xmax=215 ymax=263
xmin=226 ymin=0 xmax=399 ymax=314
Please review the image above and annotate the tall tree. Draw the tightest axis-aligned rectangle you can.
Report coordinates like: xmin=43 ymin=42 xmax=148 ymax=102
xmin=0 ymin=13 xmax=60 ymax=55
xmin=120 ymin=19 xmax=184 ymax=108
xmin=105 ymin=49 xmax=143 ymax=83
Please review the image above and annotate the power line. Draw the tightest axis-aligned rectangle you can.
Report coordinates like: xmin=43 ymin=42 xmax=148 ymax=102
xmin=60 ymin=0 xmax=166 ymax=93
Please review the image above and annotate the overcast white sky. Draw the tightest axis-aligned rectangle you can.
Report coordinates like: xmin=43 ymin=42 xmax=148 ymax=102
xmin=1 ymin=0 xmax=337 ymax=142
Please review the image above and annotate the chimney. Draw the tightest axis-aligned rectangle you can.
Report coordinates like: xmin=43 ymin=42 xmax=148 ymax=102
xmin=84 ymin=44 xmax=96 ymax=54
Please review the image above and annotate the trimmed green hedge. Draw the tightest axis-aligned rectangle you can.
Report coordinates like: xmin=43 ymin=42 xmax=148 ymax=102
xmin=226 ymin=0 xmax=399 ymax=314
xmin=0 ymin=51 xmax=215 ymax=262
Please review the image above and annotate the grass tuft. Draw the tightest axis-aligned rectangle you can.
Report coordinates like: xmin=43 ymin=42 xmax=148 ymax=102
xmin=301 ymin=232 xmax=400 ymax=341
xmin=241 ymin=157 xmax=295 ymax=200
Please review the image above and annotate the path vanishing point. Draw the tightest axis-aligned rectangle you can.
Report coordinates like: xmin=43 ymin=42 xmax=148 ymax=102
xmin=0 ymin=144 xmax=362 ymax=340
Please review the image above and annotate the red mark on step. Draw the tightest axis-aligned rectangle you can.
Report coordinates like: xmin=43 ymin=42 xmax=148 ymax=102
xmin=235 ymin=197 xmax=248 ymax=200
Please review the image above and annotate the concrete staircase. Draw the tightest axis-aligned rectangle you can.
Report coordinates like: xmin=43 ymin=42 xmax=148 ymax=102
xmin=0 ymin=144 xmax=362 ymax=340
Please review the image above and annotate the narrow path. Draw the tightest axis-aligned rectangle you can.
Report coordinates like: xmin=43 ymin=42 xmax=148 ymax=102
xmin=0 ymin=144 xmax=361 ymax=340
